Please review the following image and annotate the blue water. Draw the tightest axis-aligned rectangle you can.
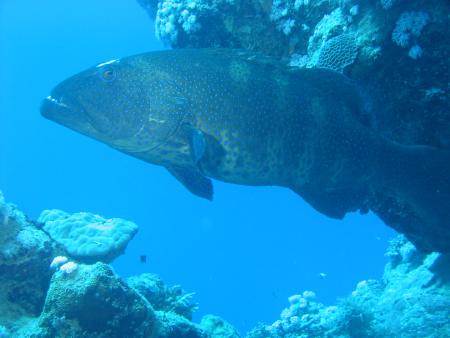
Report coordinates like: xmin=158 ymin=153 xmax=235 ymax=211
xmin=0 ymin=0 xmax=395 ymax=333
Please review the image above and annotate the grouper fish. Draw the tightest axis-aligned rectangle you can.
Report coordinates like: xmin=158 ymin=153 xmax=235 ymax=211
xmin=41 ymin=49 xmax=450 ymax=253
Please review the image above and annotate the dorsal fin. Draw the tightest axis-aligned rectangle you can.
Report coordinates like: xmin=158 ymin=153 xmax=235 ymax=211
xmin=291 ymin=67 xmax=366 ymax=121
xmin=230 ymin=49 xmax=287 ymax=68
xmin=196 ymin=48 xmax=287 ymax=70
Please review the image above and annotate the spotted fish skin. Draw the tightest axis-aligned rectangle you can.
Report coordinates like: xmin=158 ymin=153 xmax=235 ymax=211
xmin=41 ymin=49 xmax=450 ymax=253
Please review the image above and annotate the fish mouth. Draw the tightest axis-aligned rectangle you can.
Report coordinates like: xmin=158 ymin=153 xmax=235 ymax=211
xmin=40 ymin=96 xmax=70 ymax=117
xmin=40 ymin=94 xmax=92 ymax=134
xmin=41 ymin=95 xmax=75 ymax=119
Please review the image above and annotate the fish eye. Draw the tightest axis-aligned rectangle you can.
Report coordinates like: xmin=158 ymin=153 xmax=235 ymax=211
xmin=98 ymin=66 xmax=116 ymax=82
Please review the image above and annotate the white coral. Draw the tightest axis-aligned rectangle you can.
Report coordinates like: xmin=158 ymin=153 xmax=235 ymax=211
xmin=50 ymin=256 xmax=69 ymax=269
xmin=59 ymin=261 xmax=78 ymax=275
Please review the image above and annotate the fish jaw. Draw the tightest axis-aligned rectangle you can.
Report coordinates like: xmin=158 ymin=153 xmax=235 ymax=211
xmin=41 ymin=92 xmax=85 ymax=127
xmin=40 ymin=93 xmax=104 ymax=143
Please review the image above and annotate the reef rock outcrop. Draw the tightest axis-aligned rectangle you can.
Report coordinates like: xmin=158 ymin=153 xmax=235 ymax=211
xmin=37 ymin=262 xmax=157 ymax=338
xmin=246 ymin=235 xmax=450 ymax=338
xmin=0 ymin=191 xmax=234 ymax=338
xmin=128 ymin=273 xmax=199 ymax=320
xmin=0 ymin=192 xmax=55 ymax=322
xmin=1 ymin=191 xmax=449 ymax=336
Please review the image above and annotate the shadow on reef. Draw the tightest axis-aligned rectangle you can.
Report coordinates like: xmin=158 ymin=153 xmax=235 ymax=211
xmin=1 ymin=191 xmax=449 ymax=337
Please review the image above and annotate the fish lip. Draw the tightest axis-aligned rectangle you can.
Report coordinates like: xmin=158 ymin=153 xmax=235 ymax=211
xmin=45 ymin=95 xmax=68 ymax=108
xmin=41 ymin=95 xmax=69 ymax=114
xmin=40 ymin=96 xmax=69 ymax=118
xmin=40 ymin=94 xmax=112 ymax=145
xmin=40 ymin=94 xmax=91 ymax=134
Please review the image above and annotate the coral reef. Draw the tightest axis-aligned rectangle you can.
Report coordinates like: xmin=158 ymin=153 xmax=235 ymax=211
xmin=157 ymin=311 xmax=207 ymax=338
xmin=0 ymin=194 xmax=55 ymax=320
xmin=128 ymin=273 xmax=199 ymax=320
xmin=38 ymin=209 xmax=138 ymax=263
xmin=315 ymin=33 xmax=358 ymax=72
xmin=0 ymin=325 xmax=8 ymax=337
xmin=246 ymin=235 xmax=450 ymax=338
xmin=2 ymin=191 xmax=449 ymax=336
xmin=36 ymin=263 xmax=157 ymax=338
xmin=391 ymin=11 xmax=429 ymax=49
xmin=141 ymin=0 xmax=288 ymax=54
xmin=0 ymin=191 xmax=236 ymax=337
xmin=200 ymin=315 xmax=240 ymax=338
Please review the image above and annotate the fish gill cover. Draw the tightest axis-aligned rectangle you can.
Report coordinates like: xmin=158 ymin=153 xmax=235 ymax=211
xmin=0 ymin=0 xmax=449 ymax=337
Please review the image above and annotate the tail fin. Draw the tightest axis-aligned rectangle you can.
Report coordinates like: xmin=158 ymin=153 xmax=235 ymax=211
xmin=370 ymin=143 xmax=450 ymax=253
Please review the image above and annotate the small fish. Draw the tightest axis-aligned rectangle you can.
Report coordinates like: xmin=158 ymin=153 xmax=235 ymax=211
xmin=140 ymin=255 xmax=147 ymax=263
xmin=319 ymin=272 xmax=327 ymax=279
xmin=41 ymin=49 xmax=450 ymax=253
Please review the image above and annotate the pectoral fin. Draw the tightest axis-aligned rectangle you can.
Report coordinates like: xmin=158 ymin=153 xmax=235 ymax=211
xmin=167 ymin=166 xmax=213 ymax=200
xmin=181 ymin=124 xmax=206 ymax=163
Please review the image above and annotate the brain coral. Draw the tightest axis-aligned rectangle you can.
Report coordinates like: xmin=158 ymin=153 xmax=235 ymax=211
xmin=38 ymin=209 xmax=138 ymax=263
xmin=316 ymin=34 xmax=358 ymax=73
